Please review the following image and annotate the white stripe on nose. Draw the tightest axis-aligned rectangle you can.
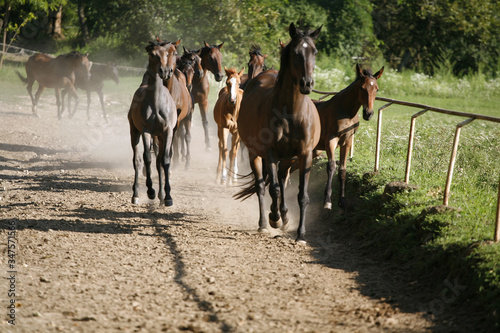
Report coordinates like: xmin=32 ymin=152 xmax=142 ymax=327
xmin=229 ymin=77 xmax=237 ymax=102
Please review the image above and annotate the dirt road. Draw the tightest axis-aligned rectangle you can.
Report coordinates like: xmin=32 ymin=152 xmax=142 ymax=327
xmin=0 ymin=95 xmax=477 ymax=332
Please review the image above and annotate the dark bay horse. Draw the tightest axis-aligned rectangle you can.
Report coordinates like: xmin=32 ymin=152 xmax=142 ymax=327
xmin=188 ymin=42 xmax=224 ymax=151
xmin=128 ymin=41 xmax=178 ymax=206
xmin=235 ymin=22 xmax=322 ymax=243
xmin=16 ymin=51 xmax=91 ymax=119
xmin=67 ymin=62 xmax=120 ymax=122
xmin=240 ymin=44 xmax=268 ymax=90
xmin=176 ymin=46 xmax=204 ymax=92
xmin=214 ymin=67 xmax=245 ymax=185
xmin=315 ymin=64 xmax=384 ymax=209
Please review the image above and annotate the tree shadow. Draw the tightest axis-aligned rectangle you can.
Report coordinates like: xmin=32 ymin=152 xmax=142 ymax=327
xmin=304 ymin=174 xmax=494 ymax=333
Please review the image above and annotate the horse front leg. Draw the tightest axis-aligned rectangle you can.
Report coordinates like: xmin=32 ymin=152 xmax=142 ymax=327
xmin=55 ymin=88 xmax=62 ymax=120
xmin=297 ymin=151 xmax=314 ymax=243
xmin=97 ymin=89 xmax=108 ymax=122
xmin=267 ymin=152 xmax=281 ymax=228
xmin=216 ymin=126 xmax=229 ymax=185
xmin=338 ymin=137 xmax=352 ymax=208
xmin=228 ymin=131 xmax=240 ymax=185
xmin=183 ymin=114 xmax=192 ymax=169
xmin=199 ymin=99 xmax=211 ymax=151
xmin=324 ymin=138 xmax=339 ymax=209
xmin=86 ymin=90 xmax=92 ymax=121
xmin=33 ymin=85 xmax=45 ymax=117
xmin=142 ymin=132 xmax=156 ymax=200
xmin=130 ymin=124 xmax=142 ymax=204
xmin=159 ymin=128 xmax=174 ymax=206
xmin=278 ymin=161 xmax=292 ymax=229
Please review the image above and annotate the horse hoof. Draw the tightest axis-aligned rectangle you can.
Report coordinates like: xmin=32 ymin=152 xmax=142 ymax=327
xmin=131 ymin=197 xmax=139 ymax=205
xmin=147 ymin=190 xmax=156 ymax=200
xmin=258 ymin=227 xmax=270 ymax=234
xmin=269 ymin=218 xmax=282 ymax=229
xmin=205 ymin=147 xmax=212 ymax=152
xmin=164 ymin=199 xmax=173 ymax=207
xmin=324 ymin=202 xmax=332 ymax=210
xmin=295 ymin=239 xmax=307 ymax=246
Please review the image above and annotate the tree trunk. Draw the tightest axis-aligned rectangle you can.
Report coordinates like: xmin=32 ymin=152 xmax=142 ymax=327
xmin=0 ymin=3 xmax=12 ymax=70
xmin=78 ymin=0 xmax=90 ymax=46
xmin=50 ymin=4 xmax=64 ymax=40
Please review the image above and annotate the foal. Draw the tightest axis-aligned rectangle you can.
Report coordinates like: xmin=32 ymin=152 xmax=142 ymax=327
xmin=214 ymin=67 xmax=245 ymax=185
xmin=315 ymin=63 xmax=384 ymax=209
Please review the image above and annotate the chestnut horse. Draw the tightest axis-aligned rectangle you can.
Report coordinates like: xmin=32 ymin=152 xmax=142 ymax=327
xmin=187 ymin=42 xmax=224 ymax=151
xmin=214 ymin=67 xmax=245 ymax=185
xmin=16 ymin=51 xmax=91 ymax=119
xmin=235 ymin=22 xmax=322 ymax=243
xmin=65 ymin=62 xmax=120 ymax=122
xmin=315 ymin=64 xmax=384 ymax=209
xmin=240 ymin=44 xmax=268 ymax=90
xmin=128 ymin=41 xmax=178 ymax=206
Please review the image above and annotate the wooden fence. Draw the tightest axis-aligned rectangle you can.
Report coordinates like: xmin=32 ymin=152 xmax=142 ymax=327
xmin=313 ymin=89 xmax=500 ymax=242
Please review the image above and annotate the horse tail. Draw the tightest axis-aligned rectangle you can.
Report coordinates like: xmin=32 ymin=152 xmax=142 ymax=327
xmin=15 ymin=70 xmax=28 ymax=84
xmin=233 ymin=168 xmax=269 ymax=201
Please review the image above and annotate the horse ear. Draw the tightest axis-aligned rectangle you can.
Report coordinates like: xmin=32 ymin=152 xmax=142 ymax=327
xmin=355 ymin=63 xmax=363 ymax=78
xmin=279 ymin=40 xmax=286 ymax=49
xmin=217 ymin=42 xmax=224 ymax=49
xmin=204 ymin=41 xmax=210 ymax=47
xmin=239 ymin=67 xmax=245 ymax=77
xmin=173 ymin=39 xmax=181 ymax=48
xmin=183 ymin=46 xmax=188 ymax=54
xmin=85 ymin=52 xmax=89 ymax=57
xmin=309 ymin=25 xmax=322 ymax=40
xmin=156 ymin=36 xmax=161 ymax=43
xmin=374 ymin=66 xmax=384 ymax=79
xmin=263 ymin=54 xmax=268 ymax=58
xmin=224 ymin=66 xmax=230 ymax=77
xmin=289 ymin=22 xmax=297 ymax=38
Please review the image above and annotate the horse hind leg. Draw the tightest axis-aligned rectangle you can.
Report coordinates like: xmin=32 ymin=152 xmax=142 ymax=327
xmin=199 ymin=100 xmax=212 ymax=151
xmin=159 ymin=128 xmax=174 ymax=206
xmin=266 ymin=154 xmax=282 ymax=229
xmin=130 ymin=125 xmax=142 ymax=204
xmin=337 ymin=140 xmax=352 ymax=209
xmin=142 ymin=132 xmax=156 ymax=200
xmin=216 ymin=126 xmax=229 ymax=185
xmin=33 ymin=84 xmax=45 ymax=117
xmin=183 ymin=116 xmax=192 ymax=169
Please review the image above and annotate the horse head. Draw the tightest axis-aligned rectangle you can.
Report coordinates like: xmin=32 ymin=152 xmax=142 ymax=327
xmin=248 ymin=44 xmax=267 ymax=80
xmin=67 ymin=51 xmax=92 ymax=81
xmin=224 ymin=66 xmax=245 ymax=105
xmin=177 ymin=56 xmax=195 ymax=92
xmin=182 ymin=47 xmax=204 ymax=80
xmin=201 ymin=41 xmax=224 ymax=82
xmin=145 ymin=39 xmax=179 ymax=80
xmin=280 ymin=22 xmax=321 ymax=95
xmin=356 ymin=63 xmax=384 ymax=121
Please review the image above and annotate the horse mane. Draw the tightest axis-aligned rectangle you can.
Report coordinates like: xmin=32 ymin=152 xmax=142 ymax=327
xmin=356 ymin=68 xmax=374 ymax=79
xmin=250 ymin=44 xmax=262 ymax=56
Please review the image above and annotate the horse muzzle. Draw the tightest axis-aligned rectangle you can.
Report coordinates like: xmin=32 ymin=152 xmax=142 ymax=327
xmin=299 ymin=77 xmax=314 ymax=94
xmin=363 ymin=107 xmax=374 ymax=121
xmin=214 ymin=72 xmax=224 ymax=82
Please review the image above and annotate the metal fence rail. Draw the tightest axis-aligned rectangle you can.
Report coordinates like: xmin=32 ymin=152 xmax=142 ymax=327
xmin=313 ymin=89 xmax=500 ymax=242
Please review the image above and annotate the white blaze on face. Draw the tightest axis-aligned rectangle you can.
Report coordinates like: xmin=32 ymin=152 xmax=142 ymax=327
xmin=229 ymin=77 xmax=237 ymax=103
xmin=302 ymin=42 xmax=308 ymax=48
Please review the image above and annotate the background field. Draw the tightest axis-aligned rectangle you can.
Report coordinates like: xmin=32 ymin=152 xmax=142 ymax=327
xmin=2 ymin=56 xmax=500 ymax=328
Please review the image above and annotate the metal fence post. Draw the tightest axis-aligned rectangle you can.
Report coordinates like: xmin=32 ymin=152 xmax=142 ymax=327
xmin=405 ymin=109 xmax=428 ymax=183
xmin=443 ymin=117 xmax=476 ymax=206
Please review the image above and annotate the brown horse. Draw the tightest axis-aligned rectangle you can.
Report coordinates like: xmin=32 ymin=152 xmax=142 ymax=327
xmin=214 ymin=67 xmax=245 ymax=185
xmin=128 ymin=41 xmax=178 ymax=206
xmin=65 ymin=62 xmax=120 ymax=122
xmin=235 ymin=22 xmax=322 ymax=243
xmin=315 ymin=64 xmax=384 ymax=209
xmin=16 ymin=51 xmax=92 ymax=119
xmin=176 ymin=47 xmax=204 ymax=92
xmin=188 ymin=42 xmax=224 ymax=151
xmin=240 ymin=44 xmax=268 ymax=90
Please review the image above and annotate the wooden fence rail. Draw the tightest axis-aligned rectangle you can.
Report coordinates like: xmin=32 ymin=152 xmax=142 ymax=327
xmin=312 ymin=89 xmax=500 ymax=242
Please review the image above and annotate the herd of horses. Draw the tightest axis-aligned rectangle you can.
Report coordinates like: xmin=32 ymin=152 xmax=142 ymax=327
xmin=15 ymin=22 xmax=384 ymax=243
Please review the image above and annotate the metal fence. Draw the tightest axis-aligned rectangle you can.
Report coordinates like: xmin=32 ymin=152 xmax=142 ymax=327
xmin=313 ymin=89 xmax=500 ymax=242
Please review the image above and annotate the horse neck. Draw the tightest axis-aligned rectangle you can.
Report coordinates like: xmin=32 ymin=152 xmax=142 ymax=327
xmin=275 ymin=70 xmax=307 ymax=115
xmin=334 ymin=79 xmax=363 ymax=117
